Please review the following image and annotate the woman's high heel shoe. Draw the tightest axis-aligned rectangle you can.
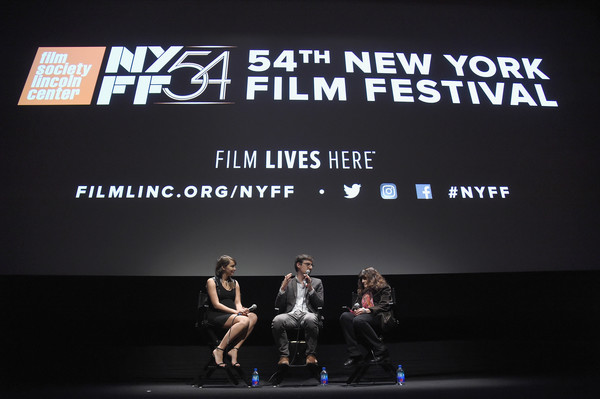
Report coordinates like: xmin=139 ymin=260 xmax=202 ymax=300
xmin=212 ymin=347 xmax=226 ymax=368
xmin=228 ymin=347 xmax=241 ymax=367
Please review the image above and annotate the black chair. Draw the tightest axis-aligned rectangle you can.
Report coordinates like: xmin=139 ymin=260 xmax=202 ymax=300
xmin=268 ymin=307 xmax=323 ymax=386
xmin=193 ymin=290 xmax=247 ymax=387
xmin=345 ymin=288 xmax=400 ymax=384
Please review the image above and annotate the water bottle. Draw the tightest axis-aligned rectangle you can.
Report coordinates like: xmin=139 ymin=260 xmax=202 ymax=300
xmin=320 ymin=367 xmax=328 ymax=385
xmin=251 ymin=368 xmax=259 ymax=387
xmin=396 ymin=364 xmax=405 ymax=385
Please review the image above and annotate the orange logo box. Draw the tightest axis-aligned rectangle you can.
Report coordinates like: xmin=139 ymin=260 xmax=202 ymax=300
xmin=18 ymin=47 xmax=106 ymax=106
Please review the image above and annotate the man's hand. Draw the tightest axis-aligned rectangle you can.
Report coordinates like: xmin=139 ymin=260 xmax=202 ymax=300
xmin=304 ymin=273 xmax=312 ymax=290
xmin=280 ymin=273 xmax=293 ymax=291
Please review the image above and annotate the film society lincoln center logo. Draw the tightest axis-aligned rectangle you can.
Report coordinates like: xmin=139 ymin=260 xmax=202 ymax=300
xmin=19 ymin=47 xmax=106 ymax=105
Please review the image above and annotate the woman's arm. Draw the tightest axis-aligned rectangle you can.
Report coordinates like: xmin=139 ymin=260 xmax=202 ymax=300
xmin=207 ymin=278 xmax=237 ymax=314
xmin=234 ymin=282 xmax=250 ymax=315
xmin=368 ymin=285 xmax=392 ymax=315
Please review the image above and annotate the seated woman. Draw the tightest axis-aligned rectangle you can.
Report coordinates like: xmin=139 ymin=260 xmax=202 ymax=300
xmin=206 ymin=255 xmax=258 ymax=367
xmin=339 ymin=267 xmax=392 ymax=367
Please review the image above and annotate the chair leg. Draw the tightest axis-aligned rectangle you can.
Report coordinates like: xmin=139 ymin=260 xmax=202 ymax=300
xmin=268 ymin=363 xmax=320 ymax=386
xmin=380 ymin=361 xmax=395 ymax=375
xmin=268 ymin=363 xmax=289 ymax=386
xmin=231 ymin=365 xmax=250 ymax=386
xmin=192 ymin=355 xmax=214 ymax=387
xmin=345 ymin=359 xmax=396 ymax=384
xmin=306 ymin=363 xmax=320 ymax=381
xmin=194 ymin=350 xmax=240 ymax=387
xmin=204 ymin=364 xmax=240 ymax=386
xmin=346 ymin=362 xmax=370 ymax=384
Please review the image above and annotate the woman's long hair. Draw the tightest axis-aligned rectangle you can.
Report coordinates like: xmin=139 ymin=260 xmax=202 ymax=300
xmin=215 ymin=255 xmax=236 ymax=279
xmin=357 ymin=267 xmax=388 ymax=296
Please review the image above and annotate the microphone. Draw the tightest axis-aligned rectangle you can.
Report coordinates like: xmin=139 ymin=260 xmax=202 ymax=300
xmin=352 ymin=303 xmax=360 ymax=310
xmin=303 ymin=270 xmax=311 ymax=287
xmin=248 ymin=304 xmax=258 ymax=312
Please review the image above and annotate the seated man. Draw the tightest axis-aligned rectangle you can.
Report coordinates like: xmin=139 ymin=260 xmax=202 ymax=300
xmin=272 ymin=254 xmax=324 ymax=365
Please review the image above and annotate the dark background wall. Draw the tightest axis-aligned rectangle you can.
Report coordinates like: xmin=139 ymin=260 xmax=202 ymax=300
xmin=2 ymin=271 xmax=599 ymax=385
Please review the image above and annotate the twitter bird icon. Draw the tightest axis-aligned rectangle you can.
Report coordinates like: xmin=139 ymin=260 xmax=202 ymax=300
xmin=344 ymin=184 xmax=362 ymax=199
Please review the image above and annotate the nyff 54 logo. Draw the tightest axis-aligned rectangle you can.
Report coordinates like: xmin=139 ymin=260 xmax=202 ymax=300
xmin=98 ymin=46 xmax=233 ymax=105
xmin=19 ymin=45 xmax=234 ymax=106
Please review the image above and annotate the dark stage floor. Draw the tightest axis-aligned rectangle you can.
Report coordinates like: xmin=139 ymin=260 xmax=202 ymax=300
xmin=3 ymin=340 xmax=600 ymax=399
xmin=3 ymin=374 xmax=599 ymax=399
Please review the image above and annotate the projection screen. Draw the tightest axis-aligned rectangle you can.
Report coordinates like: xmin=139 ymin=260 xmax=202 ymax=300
xmin=2 ymin=0 xmax=599 ymax=276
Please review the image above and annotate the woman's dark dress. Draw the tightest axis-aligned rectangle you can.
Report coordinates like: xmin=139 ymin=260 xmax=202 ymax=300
xmin=206 ymin=277 xmax=237 ymax=328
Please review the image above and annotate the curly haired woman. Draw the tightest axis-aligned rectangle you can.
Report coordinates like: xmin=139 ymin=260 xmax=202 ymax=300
xmin=339 ymin=267 xmax=392 ymax=367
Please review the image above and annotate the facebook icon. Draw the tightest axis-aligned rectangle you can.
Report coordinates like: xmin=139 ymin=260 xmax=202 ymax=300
xmin=415 ymin=184 xmax=433 ymax=199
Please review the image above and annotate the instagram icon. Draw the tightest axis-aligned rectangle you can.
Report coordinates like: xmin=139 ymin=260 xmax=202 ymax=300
xmin=380 ymin=183 xmax=398 ymax=199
